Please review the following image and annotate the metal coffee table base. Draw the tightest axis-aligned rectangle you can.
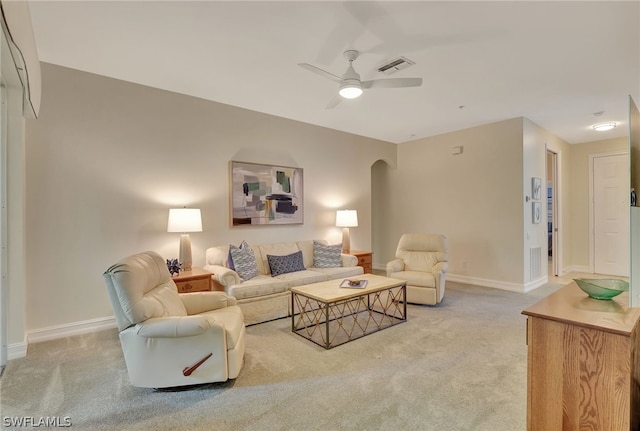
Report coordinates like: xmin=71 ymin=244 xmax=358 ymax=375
xmin=291 ymin=284 xmax=406 ymax=349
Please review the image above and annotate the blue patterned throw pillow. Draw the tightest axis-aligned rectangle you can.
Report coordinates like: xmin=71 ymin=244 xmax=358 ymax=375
xmin=267 ymin=251 xmax=306 ymax=277
xmin=313 ymin=241 xmax=342 ymax=268
xmin=229 ymin=241 xmax=258 ymax=281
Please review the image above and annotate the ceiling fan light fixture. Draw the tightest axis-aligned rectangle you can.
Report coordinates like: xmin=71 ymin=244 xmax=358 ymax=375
xmin=592 ymin=121 xmax=617 ymax=132
xmin=338 ymin=81 xmax=363 ymax=99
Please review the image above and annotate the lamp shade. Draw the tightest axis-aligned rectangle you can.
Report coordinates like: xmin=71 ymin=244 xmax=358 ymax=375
xmin=336 ymin=210 xmax=358 ymax=227
xmin=167 ymin=208 xmax=202 ymax=233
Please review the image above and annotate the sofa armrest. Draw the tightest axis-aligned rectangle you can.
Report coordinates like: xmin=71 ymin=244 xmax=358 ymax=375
xmin=386 ymin=258 xmax=405 ymax=276
xmin=179 ymin=291 xmax=236 ymax=315
xmin=341 ymin=253 xmax=358 ymax=267
xmin=204 ymin=264 xmax=241 ymax=287
xmin=134 ymin=316 xmax=222 ymax=338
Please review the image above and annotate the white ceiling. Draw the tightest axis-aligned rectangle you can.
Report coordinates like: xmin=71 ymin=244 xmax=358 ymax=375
xmin=28 ymin=1 xmax=640 ymax=144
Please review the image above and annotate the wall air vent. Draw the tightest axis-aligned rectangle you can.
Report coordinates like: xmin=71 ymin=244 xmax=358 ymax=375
xmin=377 ymin=56 xmax=415 ymax=75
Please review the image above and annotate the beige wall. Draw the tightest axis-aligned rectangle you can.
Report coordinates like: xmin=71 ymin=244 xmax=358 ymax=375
xmin=24 ymin=63 xmax=396 ymax=333
xmin=19 ymin=62 xmax=633 ymax=345
xmin=567 ymin=136 xmax=629 ymax=271
xmin=522 ymin=119 xmax=571 ymax=280
xmin=381 ymin=118 xmax=526 ymax=289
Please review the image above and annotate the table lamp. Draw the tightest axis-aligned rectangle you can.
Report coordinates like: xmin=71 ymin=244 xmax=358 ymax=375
xmin=336 ymin=209 xmax=358 ymax=253
xmin=167 ymin=208 xmax=202 ymax=271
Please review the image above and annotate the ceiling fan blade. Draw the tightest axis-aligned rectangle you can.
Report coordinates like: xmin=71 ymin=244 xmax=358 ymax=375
xmin=361 ymin=77 xmax=423 ymax=89
xmin=325 ymin=95 xmax=342 ymax=109
xmin=298 ymin=63 xmax=342 ymax=83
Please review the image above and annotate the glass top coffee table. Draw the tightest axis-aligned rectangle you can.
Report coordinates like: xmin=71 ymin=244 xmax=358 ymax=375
xmin=291 ymin=274 xmax=407 ymax=349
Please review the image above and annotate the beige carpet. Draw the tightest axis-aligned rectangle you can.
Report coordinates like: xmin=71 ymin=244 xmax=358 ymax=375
xmin=0 ymin=281 xmax=563 ymax=431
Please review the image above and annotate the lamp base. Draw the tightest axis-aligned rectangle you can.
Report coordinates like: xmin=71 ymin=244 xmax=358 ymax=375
xmin=341 ymin=227 xmax=351 ymax=254
xmin=179 ymin=234 xmax=193 ymax=271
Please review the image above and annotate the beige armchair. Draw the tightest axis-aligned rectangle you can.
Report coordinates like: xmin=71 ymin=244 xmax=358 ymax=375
xmin=103 ymin=251 xmax=245 ymax=388
xmin=386 ymin=233 xmax=448 ymax=305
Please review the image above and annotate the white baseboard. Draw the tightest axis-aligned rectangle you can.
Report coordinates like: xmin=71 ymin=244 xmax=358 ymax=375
xmin=376 ymin=264 xmax=552 ymax=293
xmin=524 ymin=276 xmax=549 ymax=292
xmin=27 ymin=316 xmax=117 ymax=345
xmin=7 ymin=340 xmax=27 ymax=360
xmin=447 ymin=273 xmax=530 ymax=293
xmin=6 ymin=316 xmax=118 ymax=360
xmin=563 ymin=265 xmax=591 ymax=274
xmin=373 ymin=264 xmax=549 ymax=293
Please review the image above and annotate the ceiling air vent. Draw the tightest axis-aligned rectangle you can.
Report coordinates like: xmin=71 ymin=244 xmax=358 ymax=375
xmin=377 ymin=56 xmax=415 ymax=75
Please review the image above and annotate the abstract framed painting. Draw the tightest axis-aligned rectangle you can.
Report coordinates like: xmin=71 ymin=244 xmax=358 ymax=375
xmin=532 ymin=201 xmax=541 ymax=224
xmin=230 ymin=161 xmax=303 ymax=226
xmin=532 ymin=177 xmax=542 ymax=200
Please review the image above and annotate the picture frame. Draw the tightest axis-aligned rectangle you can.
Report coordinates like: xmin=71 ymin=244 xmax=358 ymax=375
xmin=532 ymin=201 xmax=541 ymax=224
xmin=230 ymin=161 xmax=303 ymax=226
xmin=532 ymin=177 xmax=542 ymax=201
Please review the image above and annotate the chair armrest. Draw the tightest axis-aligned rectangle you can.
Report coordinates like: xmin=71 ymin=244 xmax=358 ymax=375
xmin=179 ymin=291 xmax=237 ymax=315
xmin=432 ymin=262 xmax=448 ymax=275
xmin=386 ymin=258 xmax=405 ymax=276
xmin=341 ymin=253 xmax=358 ymax=267
xmin=432 ymin=262 xmax=448 ymax=288
xmin=204 ymin=264 xmax=241 ymax=287
xmin=134 ymin=316 xmax=221 ymax=338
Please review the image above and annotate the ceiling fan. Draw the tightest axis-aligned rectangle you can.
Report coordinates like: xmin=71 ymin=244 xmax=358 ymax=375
xmin=298 ymin=50 xmax=423 ymax=109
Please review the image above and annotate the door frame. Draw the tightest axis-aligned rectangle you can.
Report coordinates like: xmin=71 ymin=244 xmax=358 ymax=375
xmin=589 ymin=151 xmax=629 ymax=274
xmin=546 ymin=144 xmax=562 ymax=276
xmin=0 ymin=81 xmax=5 ymax=371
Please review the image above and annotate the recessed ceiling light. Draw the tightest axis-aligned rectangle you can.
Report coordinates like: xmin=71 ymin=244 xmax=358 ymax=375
xmin=592 ymin=122 xmax=617 ymax=132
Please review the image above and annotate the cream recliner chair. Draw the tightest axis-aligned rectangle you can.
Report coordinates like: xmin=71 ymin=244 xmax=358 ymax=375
xmin=386 ymin=233 xmax=448 ymax=305
xmin=103 ymin=251 xmax=246 ymax=388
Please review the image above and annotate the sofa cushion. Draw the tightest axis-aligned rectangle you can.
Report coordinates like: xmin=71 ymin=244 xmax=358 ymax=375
xmin=311 ymin=266 xmax=364 ymax=280
xmin=226 ymin=275 xmax=289 ymax=300
xmin=257 ymin=242 xmax=300 ymax=274
xmin=274 ymin=269 xmax=326 ymax=287
xmin=313 ymin=240 xmax=342 ymax=268
xmin=267 ymin=250 xmax=306 ymax=277
xmin=230 ymin=241 xmax=259 ymax=281
xmin=296 ymin=240 xmax=315 ymax=268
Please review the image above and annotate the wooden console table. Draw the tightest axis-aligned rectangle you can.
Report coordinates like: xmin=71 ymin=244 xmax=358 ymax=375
xmin=522 ymin=282 xmax=640 ymax=430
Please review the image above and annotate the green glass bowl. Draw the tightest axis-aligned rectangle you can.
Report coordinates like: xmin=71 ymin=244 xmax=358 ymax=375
xmin=574 ymin=278 xmax=629 ymax=300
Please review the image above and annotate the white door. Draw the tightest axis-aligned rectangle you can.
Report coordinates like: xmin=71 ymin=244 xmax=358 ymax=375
xmin=594 ymin=154 xmax=629 ymax=276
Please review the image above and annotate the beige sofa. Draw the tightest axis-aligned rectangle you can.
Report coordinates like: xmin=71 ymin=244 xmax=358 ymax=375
xmin=204 ymin=240 xmax=364 ymax=325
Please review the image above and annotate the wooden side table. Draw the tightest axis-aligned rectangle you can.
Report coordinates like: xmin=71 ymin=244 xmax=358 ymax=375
xmin=172 ymin=267 xmax=213 ymax=293
xmin=349 ymin=250 xmax=373 ymax=274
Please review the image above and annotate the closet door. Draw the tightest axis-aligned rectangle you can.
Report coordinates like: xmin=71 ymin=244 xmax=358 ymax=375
xmin=593 ymin=153 xmax=629 ymax=276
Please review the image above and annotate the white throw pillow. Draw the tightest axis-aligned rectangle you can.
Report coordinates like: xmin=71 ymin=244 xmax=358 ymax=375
xmin=313 ymin=240 xmax=342 ymax=268
xmin=230 ymin=241 xmax=259 ymax=281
